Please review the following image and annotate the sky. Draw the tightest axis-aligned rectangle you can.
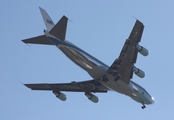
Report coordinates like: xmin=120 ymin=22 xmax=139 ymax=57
xmin=1 ymin=0 xmax=174 ymax=119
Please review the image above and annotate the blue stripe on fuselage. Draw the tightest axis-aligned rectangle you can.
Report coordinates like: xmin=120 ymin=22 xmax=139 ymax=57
xmin=47 ymin=36 xmax=109 ymax=69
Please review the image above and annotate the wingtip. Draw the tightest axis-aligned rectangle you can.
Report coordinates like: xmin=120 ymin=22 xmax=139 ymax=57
xmin=19 ymin=81 xmax=28 ymax=88
xmin=133 ymin=16 xmax=138 ymax=20
xmin=19 ymin=81 xmax=24 ymax=85
xmin=21 ymin=40 xmax=25 ymax=43
xmin=23 ymin=83 xmax=31 ymax=89
xmin=132 ymin=16 xmax=142 ymax=23
xmin=21 ymin=40 xmax=31 ymax=47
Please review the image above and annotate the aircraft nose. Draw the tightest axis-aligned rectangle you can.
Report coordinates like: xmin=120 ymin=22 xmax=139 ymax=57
xmin=151 ymin=97 xmax=155 ymax=104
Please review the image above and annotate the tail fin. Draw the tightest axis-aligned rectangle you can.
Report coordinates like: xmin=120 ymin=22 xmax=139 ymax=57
xmin=39 ymin=7 xmax=68 ymax=41
xmin=22 ymin=7 xmax=68 ymax=45
xmin=39 ymin=7 xmax=55 ymax=32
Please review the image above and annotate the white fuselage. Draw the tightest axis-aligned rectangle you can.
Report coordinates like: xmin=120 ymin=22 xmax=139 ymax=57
xmin=46 ymin=32 xmax=154 ymax=105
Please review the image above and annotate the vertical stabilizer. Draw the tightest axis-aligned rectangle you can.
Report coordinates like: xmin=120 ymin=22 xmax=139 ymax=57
xmin=39 ymin=7 xmax=55 ymax=31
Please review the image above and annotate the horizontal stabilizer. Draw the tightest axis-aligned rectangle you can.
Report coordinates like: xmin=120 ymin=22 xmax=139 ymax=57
xmin=49 ymin=16 xmax=68 ymax=41
xmin=22 ymin=35 xmax=54 ymax=45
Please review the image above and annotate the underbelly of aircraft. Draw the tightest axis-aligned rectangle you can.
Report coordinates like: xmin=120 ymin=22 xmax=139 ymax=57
xmin=58 ymin=45 xmax=108 ymax=78
xmin=57 ymin=44 xmax=136 ymax=97
xmin=100 ymin=75 xmax=137 ymax=97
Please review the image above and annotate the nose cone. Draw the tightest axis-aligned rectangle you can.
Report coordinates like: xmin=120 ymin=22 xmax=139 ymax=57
xmin=151 ymin=97 xmax=155 ymax=104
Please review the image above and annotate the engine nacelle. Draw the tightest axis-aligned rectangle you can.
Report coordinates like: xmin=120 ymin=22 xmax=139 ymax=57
xmin=53 ymin=91 xmax=67 ymax=101
xmin=85 ymin=93 xmax=99 ymax=103
xmin=136 ymin=45 xmax=149 ymax=56
xmin=132 ymin=67 xmax=145 ymax=78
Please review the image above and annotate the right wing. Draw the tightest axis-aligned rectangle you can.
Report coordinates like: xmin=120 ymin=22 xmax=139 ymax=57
xmin=107 ymin=20 xmax=144 ymax=84
xmin=24 ymin=80 xmax=109 ymax=93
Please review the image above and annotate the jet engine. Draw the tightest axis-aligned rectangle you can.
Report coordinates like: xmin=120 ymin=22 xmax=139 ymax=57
xmin=85 ymin=93 xmax=99 ymax=103
xmin=132 ymin=67 xmax=145 ymax=78
xmin=136 ymin=45 xmax=149 ymax=56
xmin=53 ymin=91 xmax=67 ymax=101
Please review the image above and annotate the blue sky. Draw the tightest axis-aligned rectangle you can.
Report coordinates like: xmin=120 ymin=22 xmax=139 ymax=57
xmin=1 ymin=1 xmax=174 ymax=119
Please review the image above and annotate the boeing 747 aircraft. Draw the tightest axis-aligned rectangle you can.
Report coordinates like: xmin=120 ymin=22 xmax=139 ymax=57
xmin=22 ymin=7 xmax=154 ymax=109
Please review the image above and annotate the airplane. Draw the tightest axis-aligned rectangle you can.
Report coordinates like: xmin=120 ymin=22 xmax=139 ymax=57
xmin=22 ymin=7 xmax=154 ymax=109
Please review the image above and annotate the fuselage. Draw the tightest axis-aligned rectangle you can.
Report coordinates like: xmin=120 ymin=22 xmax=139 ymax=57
xmin=45 ymin=31 xmax=154 ymax=105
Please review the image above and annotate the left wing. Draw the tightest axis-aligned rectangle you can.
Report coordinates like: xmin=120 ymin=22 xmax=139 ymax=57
xmin=24 ymin=80 xmax=108 ymax=93
xmin=107 ymin=20 xmax=144 ymax=84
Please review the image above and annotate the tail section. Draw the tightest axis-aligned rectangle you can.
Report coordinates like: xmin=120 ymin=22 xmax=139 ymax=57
xmin=39 ymin=7 xmax=55 ymax=32
xmin=39 ymin=7 xmax=68 ymax=40
xmin=22 ymin=7 xmax=68 ymax=45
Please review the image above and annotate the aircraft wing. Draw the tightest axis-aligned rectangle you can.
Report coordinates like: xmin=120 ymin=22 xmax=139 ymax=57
xmin=107 ymin=20 xmax=144 ymax=84
xmin=24 ymin=80 xmax=109 ymax=93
